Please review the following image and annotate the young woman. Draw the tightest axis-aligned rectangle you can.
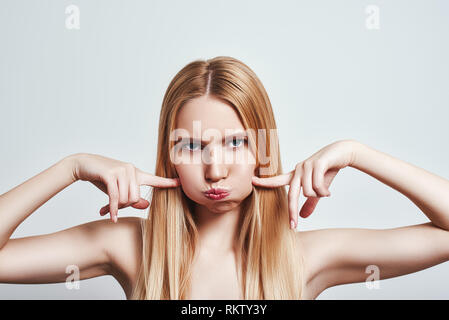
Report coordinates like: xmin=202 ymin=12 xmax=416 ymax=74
xmin=1 ymin=56 xmax=449 ymax=300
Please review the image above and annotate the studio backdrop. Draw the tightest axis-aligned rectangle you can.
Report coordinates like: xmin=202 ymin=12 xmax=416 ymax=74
xmin=0 ymin=0 xmax=448 ymax=299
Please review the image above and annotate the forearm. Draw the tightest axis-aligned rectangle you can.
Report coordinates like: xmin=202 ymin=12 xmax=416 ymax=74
xmin=350 ymin=141 xmax=449 ymax=230
xmin=0 ymin=155 xmax=78 ymax=250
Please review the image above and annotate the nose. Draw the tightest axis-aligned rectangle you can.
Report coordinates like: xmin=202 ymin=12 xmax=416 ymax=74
xmin=204 ymin=145 xmax=228 ymax=182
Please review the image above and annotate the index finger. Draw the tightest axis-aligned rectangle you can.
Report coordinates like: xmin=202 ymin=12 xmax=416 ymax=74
xmin=136 ymin=169 xmax=180 ymax=188
xmin=252 ymin=171 xmax=293 ymax=188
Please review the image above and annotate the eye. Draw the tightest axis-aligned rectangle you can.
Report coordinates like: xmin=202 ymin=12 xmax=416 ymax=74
xmin=227 ymin=137 xmax=246 ymax=148
xmin=181 ymin=141 xmax=201 ymax=151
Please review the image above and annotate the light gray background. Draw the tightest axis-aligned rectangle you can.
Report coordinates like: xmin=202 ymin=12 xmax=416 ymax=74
xmin=0 ymin=0 xmax=448 ymax=299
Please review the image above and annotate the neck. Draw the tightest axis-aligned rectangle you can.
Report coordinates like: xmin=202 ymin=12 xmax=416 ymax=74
xmin=194 ymin=203 xmax=242 ymax=254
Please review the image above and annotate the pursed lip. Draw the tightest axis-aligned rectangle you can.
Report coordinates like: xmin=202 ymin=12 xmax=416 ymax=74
xmin=203 ymin=187 xmax=230 ymax=200
xmin=204 ymin=187 xmax=230 ymax=195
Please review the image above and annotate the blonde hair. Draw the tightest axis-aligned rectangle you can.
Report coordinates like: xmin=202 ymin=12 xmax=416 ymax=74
xmin=131 ymin=56 xmax=305 ymax=299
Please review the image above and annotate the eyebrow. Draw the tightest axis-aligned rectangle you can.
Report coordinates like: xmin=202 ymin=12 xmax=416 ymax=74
xmin=174 ymin=132 xmax=248 ymax=145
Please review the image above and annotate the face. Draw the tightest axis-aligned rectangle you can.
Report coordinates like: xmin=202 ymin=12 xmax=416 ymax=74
xmin=172 ymin=95 xmax=256 ymax=214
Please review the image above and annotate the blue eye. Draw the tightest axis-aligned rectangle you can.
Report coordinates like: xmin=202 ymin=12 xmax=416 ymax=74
xmin=182 ymin=142 xmax=201 ymax=151
xmin=228 ymin=137 xmax=246 ymax=148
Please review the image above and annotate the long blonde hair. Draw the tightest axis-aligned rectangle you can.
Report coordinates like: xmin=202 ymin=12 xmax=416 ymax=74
xmin=131 ymin=56 xmax=305 ymax=299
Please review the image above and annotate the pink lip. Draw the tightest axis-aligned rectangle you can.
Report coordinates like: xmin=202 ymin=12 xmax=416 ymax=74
xmin=204 ymin=188 xmax=230 ymax=200
xmin=205 ymin=188 xmax=229 ymax=194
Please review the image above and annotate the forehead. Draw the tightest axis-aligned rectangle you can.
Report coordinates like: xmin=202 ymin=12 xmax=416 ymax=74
xmin=175 ymin=95 xmax=244 ymax=133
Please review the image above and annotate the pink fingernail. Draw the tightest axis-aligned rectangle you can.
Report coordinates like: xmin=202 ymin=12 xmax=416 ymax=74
xmin=290 ymin=220 xmax=295 ymax=229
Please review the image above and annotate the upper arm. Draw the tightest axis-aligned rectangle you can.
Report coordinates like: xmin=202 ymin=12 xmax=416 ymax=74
xmin=298 ymin=222 xmax=449 ymax=296
xmin=0 ymin=216 xmax=143 ymax=289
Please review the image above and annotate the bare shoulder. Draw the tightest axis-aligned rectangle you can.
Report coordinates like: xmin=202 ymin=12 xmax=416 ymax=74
xmin=99 ymin=216 xmax=144 ymax=297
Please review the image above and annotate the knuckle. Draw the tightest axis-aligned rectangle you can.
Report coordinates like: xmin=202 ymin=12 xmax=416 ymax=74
xmin=315 ymin=158 xmax=326 ymax=168
xmin=303 ymin=160 xmax=313 ymax=169
xmin=106 ymin=169 xmax=118 ymax=178
xmin=125 ymin=162 xmax=135 ymax=171
xmin=117 ymin=166 xmax=127 ymax=175
xmin=109 ymin=192 xmax=118 ymax=201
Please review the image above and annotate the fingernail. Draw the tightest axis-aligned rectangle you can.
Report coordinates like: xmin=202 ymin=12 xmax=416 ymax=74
xmin=290 ymin=220 xmax=295 ymax=229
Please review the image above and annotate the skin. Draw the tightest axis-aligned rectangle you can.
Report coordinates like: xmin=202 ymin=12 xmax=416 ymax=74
xmin=1 ymin=95 xmax=449 ymax=299
xmin=173 ymin=95 xmax=256 ymax=253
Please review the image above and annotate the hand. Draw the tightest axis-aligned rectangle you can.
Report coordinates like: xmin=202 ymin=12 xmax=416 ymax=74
xmin=71 ymin=153 xmax=180 ymax=223
xmin=252 ymin=140 xmax=358 ymax=229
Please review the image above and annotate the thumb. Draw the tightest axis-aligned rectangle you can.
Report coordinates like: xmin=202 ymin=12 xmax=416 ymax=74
xmin=99 ymin=198 xmax=149 ymax=216
xmin=131 ymin=198 xmax=150 ymax=210
xmin=299 ymin=197 xmax=320 ymax=218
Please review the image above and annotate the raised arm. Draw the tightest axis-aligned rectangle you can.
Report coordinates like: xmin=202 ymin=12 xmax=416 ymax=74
xmin=0 ymin=155 xmax=114 ymax=286
xmin=0 ymin=155 xmax=78 ymax=250
xmin=351 ymin=141 xmax=449 ymax=230
xmin=296 ymin=141 xmax=449 ymax=298
xmin=0 ymin=153 xmax=179 ymax=297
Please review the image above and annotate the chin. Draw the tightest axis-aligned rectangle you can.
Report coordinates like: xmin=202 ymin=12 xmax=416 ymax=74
xmin=190 ymin=196 xmax=242 ymax=213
